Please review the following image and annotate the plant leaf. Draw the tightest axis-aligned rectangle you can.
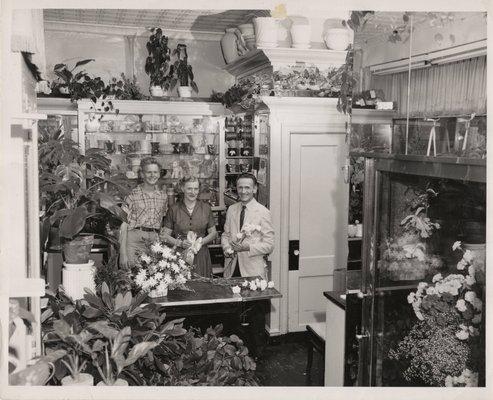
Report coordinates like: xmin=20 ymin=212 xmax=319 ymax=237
xmin=74 ymin=59 xmax=95 ymax=69
xmin=87 ymin=320 xmax=118 ymax=339
xmin=122 ymin=341 xmax=158 ymax=368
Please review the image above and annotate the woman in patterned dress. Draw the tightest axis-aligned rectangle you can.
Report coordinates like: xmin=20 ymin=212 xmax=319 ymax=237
xmin=160 ymin=176 xmax=217 ymax=277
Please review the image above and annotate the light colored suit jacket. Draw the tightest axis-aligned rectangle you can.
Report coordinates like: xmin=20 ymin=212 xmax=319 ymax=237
xmin=221 ymin=198 xmax=275 ymax=279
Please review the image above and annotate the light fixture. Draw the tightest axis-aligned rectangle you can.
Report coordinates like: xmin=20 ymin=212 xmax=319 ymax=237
xmin=371 ymin=61 xmax=430 ymax=75
xmin=431 ymin=48 xmax=486 ymax=65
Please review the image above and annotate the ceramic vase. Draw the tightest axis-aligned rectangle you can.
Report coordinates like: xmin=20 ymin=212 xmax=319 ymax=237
xmin=85 ymin=117 xmax=100 ymax=133
xmin=254 ymin=17 xmax=279 ymax=48
xmin=290 ymin=24 xmax=311 ymax=49
xmin=61 ymin=373 xmax=94 ymax=386
xmin=324 ymin=28 xmax=351 ymax=50
xmin=221 ymin=28 xmax=239 ymax=64
xmin=178 ymin=86 xmax=192 ymax=98
xmin=149 ymin=285 xmax=168 ymax=298
xmin=150 ymin=85 xmax=165 ymax=97
xmin=96 ymin=379 xmax=128 ymax=386
xmin=62 ymin=260 xmax=95 ymax=301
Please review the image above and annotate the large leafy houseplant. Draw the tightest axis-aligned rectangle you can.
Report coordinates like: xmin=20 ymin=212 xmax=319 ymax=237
xmin=39 ymin=123 xmax=130 ymax=261
xmin=145 ymin=28 xmax=172 ymax=91
xmin=170 ymin=43 xmax=199 ymax=94
xmin=50 ymin=59 xmax=106 ymax=102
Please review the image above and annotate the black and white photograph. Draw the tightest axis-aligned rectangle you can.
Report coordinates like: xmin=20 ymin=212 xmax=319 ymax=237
xmin=0 ymin=0 xmax=490 ymax=399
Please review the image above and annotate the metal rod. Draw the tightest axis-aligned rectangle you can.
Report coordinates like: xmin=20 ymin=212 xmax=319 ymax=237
xmin=404 ymin=15 xmax=414 ymax=155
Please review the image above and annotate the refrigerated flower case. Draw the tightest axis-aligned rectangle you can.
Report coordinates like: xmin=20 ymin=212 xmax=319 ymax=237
xmin=347 ymin=154 xmax=486 ymax=386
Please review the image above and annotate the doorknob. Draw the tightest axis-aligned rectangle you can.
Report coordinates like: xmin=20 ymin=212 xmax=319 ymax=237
xmin=356 ymin=290 xmax=371 ymax=299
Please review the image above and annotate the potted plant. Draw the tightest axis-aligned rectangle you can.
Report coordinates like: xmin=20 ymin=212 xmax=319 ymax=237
xmin=170 ymin=44 xmax=198 ymax=98
xmin=105 ymin=73 xmax=147 ymax=100
xmin=85 ymin=95 xmax=119 ymax=133
xmin=145 ymin=27 xmax=172 ymax=96
xmin=49 ymin=59 xmax=106 ymax=102
xmin=39 ymin=123 xmax=129 ymax=265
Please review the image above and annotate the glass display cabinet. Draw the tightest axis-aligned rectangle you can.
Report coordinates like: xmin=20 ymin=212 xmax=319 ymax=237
xmin=349 ymin=155 xmax=486 ymax=386
xmin=77 ymin=100 xmax=226 ymax=210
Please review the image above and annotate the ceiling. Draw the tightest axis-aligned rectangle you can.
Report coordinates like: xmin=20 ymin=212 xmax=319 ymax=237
xmin=43 ymin=9 xmax=269 ymax=33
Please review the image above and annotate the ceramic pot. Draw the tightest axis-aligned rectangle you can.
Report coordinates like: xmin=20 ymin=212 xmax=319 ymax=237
xmin=324 ymin=28 xmax=350 ymax=50
xmin=290 ymin=24 xmax=311 ymax=49
xmin=96 ymin=379 xmax=128 ymax=386
xmin=151 ymin=142 xmax=160 ymax=155
xmin=150 ymin=85 xmax=165 ymax=97
xmin=207 ymin=145 xmax=216 ymax=155
xmin=238 ymin=23 xmax=255 ymax=37
xmin=85 ymin=118 xmax=100 ymax=133
xmin=104 ymin=141 xmax=115 ymax=154
xmin=149 ymin=286 xmax=168 ymax=298
xmin=178 ymin=86 xmax=192 ymax=98
xmin=220 ymin=28 xmax=240 ymax=64
xmin=140 ymin=140 xmax=151 ymax=154
xmin=61 ymin=373 xmax=94 ymax=386
xmin=254 ymin=17 xmax=279 ymax=48
xmin=62 ymin=260 xmax=96 ymax=300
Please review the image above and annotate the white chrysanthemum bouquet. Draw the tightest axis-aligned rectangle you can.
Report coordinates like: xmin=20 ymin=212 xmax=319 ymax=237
xmin=133 ymin=241 xmax=193 ymax=297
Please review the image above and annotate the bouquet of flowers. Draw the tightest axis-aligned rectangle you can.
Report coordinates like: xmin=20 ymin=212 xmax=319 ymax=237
xmin=183 ymin=231 xmax=202 ymax=266
xmin=224 ymin=223 xmax=262 ymax=270
xmin=132 ymin=241 xmax=193 ymax=297
xmin=389 ymin=241 xmax=484 ymax=386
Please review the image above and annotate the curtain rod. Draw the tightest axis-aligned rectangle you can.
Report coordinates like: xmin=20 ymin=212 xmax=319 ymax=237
xmin=393 ymin=113 xmax=486 ymax=120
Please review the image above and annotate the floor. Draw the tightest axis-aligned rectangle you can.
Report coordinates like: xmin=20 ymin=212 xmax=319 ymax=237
xmin=255 ymin=333 xmax=324 ymax=386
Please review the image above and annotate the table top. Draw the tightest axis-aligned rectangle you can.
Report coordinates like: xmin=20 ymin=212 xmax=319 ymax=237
xmin=147 ymin=277 xmax=282 ymax=307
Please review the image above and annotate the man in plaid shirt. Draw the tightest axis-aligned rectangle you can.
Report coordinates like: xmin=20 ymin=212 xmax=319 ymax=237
xmin=119 ymin=157 xmax=168 ymax=268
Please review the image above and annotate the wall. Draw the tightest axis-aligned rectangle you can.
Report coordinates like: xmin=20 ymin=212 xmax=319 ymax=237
xmin=44 ymin=28 xmax=235 ymax=98
xmin=360 ymin=12 xmax=486 ymax=67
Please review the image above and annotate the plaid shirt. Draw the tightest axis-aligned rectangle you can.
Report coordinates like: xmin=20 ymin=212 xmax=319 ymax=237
xmin=124 ymin=185 xmax=168 ymax=230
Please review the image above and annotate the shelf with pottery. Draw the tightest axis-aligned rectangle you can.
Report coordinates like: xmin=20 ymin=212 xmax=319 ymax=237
xmin=223 ymin=47 xmax=348 ymax=79
xmin=77 ymin=99 xmax=227 ymax=209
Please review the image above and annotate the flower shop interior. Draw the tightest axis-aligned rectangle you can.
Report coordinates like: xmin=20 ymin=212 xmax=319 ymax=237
xmin=1 ymin=1 xmax=489 ymax=397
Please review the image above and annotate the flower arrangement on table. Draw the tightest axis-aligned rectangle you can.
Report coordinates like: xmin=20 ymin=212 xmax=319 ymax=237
xmin=132 ymin=240 xmax=193 ymax=298
xmin=389 ymin=241 xmax=484 ymax=386
xmin=231 ymin=278 xmax=275 ymax=295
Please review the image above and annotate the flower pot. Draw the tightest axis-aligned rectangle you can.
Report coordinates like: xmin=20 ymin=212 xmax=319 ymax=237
xmin=96 ymin=378 xmax=128 ymax=386
xmin=150 ymin=85 xmax=165 ymax=97
xmin=178 ymin=86 xmax=192 ymax=98
xmin=63 ymin=235 xmax=94 ymax=264
xmin=149 ymin=286 xmax=168 ymax=298
xmin=238 ymin=23 xmax=255 ymax=37
xmin=220 ymin=28 xmax=240 ymax=64
xmin=254 ymin=17 xmax=279 ymax=48
xmin=85 ymin=118 xmax=100 ymax=133
xmin=62 ymin=260 xmax=95 ymax=300
xmin=290 ymin=24 xmax=311 ymax=49
xmin=324 ymin=28 xmax=351 ymax=50
xmin=61 ymin=373 xmax=94 ymax=386
xmin=151 ymin=142 xmax=160 ymax=155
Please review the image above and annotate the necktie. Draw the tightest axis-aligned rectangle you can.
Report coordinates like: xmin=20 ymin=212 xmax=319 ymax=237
xmin=240 ymin=205 xmax=246 ymax=230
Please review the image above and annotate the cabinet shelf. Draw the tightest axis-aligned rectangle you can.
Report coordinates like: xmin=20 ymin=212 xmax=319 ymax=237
xmin=226 ymin=156 xmax=254 ymax=159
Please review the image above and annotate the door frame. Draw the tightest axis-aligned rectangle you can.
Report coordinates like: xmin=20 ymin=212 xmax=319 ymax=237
xmin=263 ymin=97 xmax=348 ymax=335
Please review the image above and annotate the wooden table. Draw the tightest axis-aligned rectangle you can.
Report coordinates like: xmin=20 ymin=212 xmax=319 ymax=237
xmin=147 ymin=277 xmax=282 ymax=358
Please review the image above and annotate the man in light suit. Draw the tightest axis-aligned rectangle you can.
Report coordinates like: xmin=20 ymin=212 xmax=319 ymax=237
xmin=222 ymin=173 xmax=275 ymax=279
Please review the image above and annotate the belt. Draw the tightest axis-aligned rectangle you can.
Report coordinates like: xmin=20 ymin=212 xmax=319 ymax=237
xmin=134 ymin=226 xmax=160 ymax=233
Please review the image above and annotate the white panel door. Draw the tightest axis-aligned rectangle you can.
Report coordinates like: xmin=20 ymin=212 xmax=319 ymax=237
xmin=288 ymin=133 xmax=348 ymax=331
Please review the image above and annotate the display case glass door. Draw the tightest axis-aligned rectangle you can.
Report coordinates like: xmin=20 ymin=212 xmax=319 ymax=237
xmin=359 ymin=157 xmax=486 ymax=386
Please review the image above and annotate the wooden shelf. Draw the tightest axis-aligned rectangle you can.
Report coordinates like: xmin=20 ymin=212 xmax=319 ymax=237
xmin=226 ymin=156 xmax=254 ymax=159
